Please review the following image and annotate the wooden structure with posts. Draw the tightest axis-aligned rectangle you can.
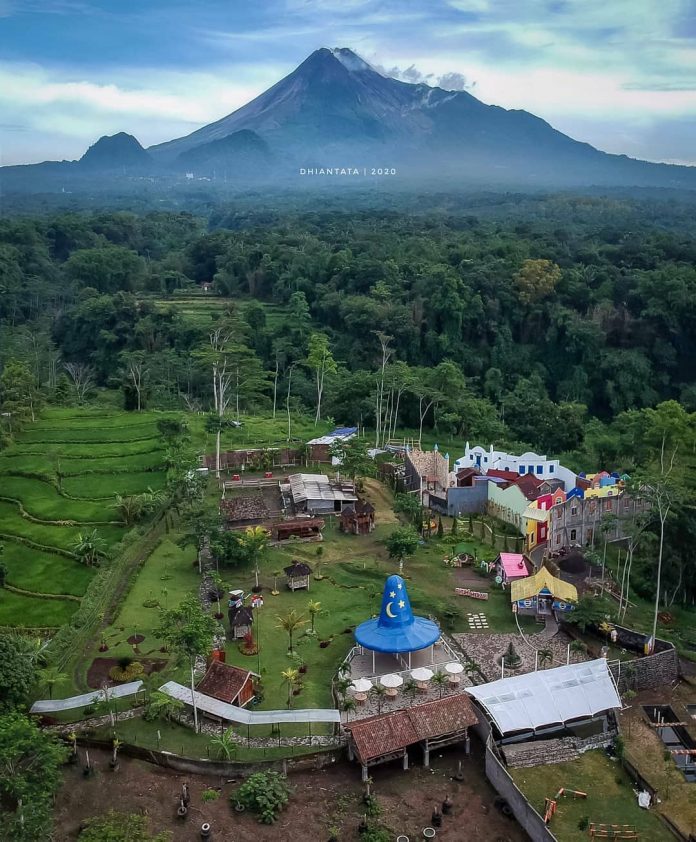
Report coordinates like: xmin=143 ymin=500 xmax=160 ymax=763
xmin=284 ymin=561 xmax=313 ymax=591
xmin=589 ymin=823 xmax=638 ymax=839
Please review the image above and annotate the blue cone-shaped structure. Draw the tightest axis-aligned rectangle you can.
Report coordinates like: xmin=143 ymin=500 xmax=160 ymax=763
xmin=354 ymin=574 xmax=440 ymax=653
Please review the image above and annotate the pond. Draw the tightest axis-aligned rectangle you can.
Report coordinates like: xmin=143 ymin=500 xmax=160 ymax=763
xmin=643 ymin=705 xmax=696 ymax=782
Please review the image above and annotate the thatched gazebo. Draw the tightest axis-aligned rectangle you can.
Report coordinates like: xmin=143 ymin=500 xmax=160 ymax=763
xmin=284 ymin=560 xmax=312 ymax=591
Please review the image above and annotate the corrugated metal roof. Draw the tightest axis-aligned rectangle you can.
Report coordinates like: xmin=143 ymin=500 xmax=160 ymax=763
xmin=159 ymin=681 xmax=340 ymax=725
xmin=307 ymin=428 xmax=357 ymax=445
xmin=30 ymin=681 xmax=143 ymax=713
xmin=288 ymin=473 xmax=357 ymax=504
xmin=467 ymin=659 xmax=620 ymax=735
xmin=510 ymin=568 xmax=577 ymax=603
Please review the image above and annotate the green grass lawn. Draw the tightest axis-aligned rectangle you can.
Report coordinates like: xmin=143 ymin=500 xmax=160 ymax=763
xmin=188 ymin=411 xmax=333 ymax=451
xmin=90 ymin=536 xmax=202 ymax=663
xmin=510 ymin=750 xmax=669 ymax=842
xmin=3 ymin=541 xmax=94 ymax=595
xmin=61 ymin=471 xmax=166 ymax=499
xmin=0 ymin=409 xmax=168 ymax=628
xmin=0 ymin=476 xmax=117 ymax=522
xmin=0 ymin=589 xmax=79 ymax=627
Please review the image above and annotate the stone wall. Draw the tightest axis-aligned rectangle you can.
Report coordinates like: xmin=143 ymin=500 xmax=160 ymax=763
xmin=609 ymin=647 xmax=680 ymax=693
xmin=502 ymin=729 xmax=615 ymax=769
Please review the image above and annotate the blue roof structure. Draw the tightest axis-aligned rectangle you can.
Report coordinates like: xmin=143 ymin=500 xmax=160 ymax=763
xmin=354 ymin=574 xmax=440 ymax=654
xmin=329 ymin=426 xmax=358 ymax=437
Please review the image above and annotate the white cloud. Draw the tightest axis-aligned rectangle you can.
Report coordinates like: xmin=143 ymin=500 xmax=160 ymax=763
xmin=0 ymin=62 xmax=280 ymax=164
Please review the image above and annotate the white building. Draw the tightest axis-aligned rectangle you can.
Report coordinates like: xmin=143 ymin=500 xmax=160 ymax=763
xmin=454 ymin=444 xmax=577 ymax=492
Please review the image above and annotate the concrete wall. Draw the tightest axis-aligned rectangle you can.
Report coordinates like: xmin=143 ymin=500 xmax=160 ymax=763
xmin=446 ymin=484 xmax=488 ymax=516
xmin=484 ymin=739 xmax=558 ymax=842
xmin=487 ymin=483 xmax=529 ymax=534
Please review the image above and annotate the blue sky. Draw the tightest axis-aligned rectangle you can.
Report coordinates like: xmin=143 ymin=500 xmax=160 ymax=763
xmin=1 ymin=0 xmax=695 ymax=165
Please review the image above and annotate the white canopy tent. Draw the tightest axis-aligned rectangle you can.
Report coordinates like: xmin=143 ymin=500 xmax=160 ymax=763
xmin=466 ymin=659 xmax=620 ymax=736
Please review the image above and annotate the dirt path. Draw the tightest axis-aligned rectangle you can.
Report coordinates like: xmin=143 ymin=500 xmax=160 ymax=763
xmin=54 ymin=742 xmax=525 ymax=841
xmin=362 ymin=477 xmax=398 ymax=524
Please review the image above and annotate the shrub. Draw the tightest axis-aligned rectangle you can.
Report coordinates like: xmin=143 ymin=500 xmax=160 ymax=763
xmin=361 ymin=827 xmax=391 ymax=842
xmin=235 ymin=772 xmax=290 ymax=824
xmin=109 ymin=661 xmax=145 ymax=682
xmin=363 ymin=793 xmax=381 ymax=817
xmin=578 ymin=816 xmax=589 ymax=831
xmin=201 ymin=788 xmax=220 ymax=803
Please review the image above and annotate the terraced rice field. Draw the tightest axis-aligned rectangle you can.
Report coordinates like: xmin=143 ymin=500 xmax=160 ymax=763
xmin=0 ymin=409 xmax=168 ymax=628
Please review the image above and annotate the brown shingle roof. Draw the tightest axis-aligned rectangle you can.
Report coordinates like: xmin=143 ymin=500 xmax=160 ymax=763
xmin=228 ymin=606 xmax=254 ymax=627
xmin=513 ymin=473 xmax=544 ymax=500
xmin=345 ymin=694 xmax=479 ymax=764
xmin=196 ymin=661 xmax=253 ymax=704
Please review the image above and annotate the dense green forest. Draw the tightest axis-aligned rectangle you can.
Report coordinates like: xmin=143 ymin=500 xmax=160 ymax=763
xmin=1 ymin=193 xmax=695 ymax=449
xmin=3 ymin=193 xmax=694 ymax=611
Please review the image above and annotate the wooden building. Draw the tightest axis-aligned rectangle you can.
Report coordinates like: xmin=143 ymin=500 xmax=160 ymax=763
xmin=284 ymin=561 xmax=313 ymax=591
xmin=345 ymin=694 xmax=479 ymax=780
xmin=228 ymin=605 xmax=254 ymax=640
xmin=274 ymin=518 xmax=325 ymax=543
xmin=510 ymin=567 xmax=577 ymax=619
xmin=196 ymin=661 xmax=257 ymax=709
xmin=339 ymin=500 xmax=375 ymax=535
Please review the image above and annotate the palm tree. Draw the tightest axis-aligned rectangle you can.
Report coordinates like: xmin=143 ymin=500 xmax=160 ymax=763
xmin=537 ymin=647 xmax=553 ymax=669
xmin=275 ymin=609 xmax=308 ymax=655
xmin=209 ymin=727 xmax=237 ymax=760
xmin=342 ymin=697 xmax=357 ymax=721
xmin=282 ymin=667 xmax=300 ymax=708
xmin=403 ymin=678 xmax=418 ymax=706
xmin=431 ymin=670 xmax=448 ymax=699
xmin=146 ymin=690 xmax=184 ymax=723
xmin=72 ymin=530 xmax=106 ymax=566
xmin=307 ymin=600 xmax=322 ymax=635
xmin=240 ymin=526 xmax=269 ymax=589
xmin=37 ymin=665 xmax=67 ymax=699
xmin=370 ymin=683 xmax=387 ymax=715
xmin=464 ymin=658 xmax=481 ymax=681
xmin=335 ymin=677 xmax=352 ymax=702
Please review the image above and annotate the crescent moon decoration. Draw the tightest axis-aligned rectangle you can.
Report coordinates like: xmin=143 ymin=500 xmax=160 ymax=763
xmin=385 ymin=602 xmax=396 ymax=619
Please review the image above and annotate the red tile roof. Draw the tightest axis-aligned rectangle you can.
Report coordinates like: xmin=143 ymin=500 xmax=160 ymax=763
xmin=196 ymin=661 xmax=253 ymax=705
xmin=486 ymin=469 xmax=520 ymax=482
xmin=513 ymin=473 xmax=544 ymax=500
xmin=345 ymin=694 xmax=479 ymax=764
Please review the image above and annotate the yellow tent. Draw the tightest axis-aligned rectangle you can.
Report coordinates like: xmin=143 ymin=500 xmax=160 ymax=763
xmin=510 ymin=567 xmax=577 ymax=604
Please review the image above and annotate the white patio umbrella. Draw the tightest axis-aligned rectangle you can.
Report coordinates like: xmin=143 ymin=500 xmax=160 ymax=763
xmin=379 ymin=673 xmax=404 ymax=689
xmin=444 ymin=662 xmax=464 ymax=676
xmin=411 ymin=667 xmax=434 ymax=682
xmin=350 ymin=678 xmax=373 ymax=693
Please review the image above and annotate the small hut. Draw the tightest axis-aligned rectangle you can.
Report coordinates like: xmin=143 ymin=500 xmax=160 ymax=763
xmin=284 ymin=560 xmax=312 ymax=591
xmin=339 ymin=500 xmax=376 ymax=535
xmin=196 ymin=661 xmax=257 ymax=709
xmin=228 ymin=605 xmax=253 ymax=640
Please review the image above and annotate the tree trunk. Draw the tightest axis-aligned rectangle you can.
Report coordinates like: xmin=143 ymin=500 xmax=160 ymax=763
xmin=651 ymin=511 xmax=667 ymax=645
xmin=190 ymin=661 xmax=199 ymax=733
xmin=215 ymin=429 xmax=221 ymax=479
xmin=272 ymin=359 xmax=279 ymax=419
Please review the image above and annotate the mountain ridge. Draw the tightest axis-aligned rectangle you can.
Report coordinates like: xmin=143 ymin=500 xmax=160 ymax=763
xmin=2 ymin=47 xmax=696 ymax=191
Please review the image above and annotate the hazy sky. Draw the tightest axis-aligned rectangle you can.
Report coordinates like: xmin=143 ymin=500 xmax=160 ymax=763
xmin=1 ymin=0 xmax=695 ymax=166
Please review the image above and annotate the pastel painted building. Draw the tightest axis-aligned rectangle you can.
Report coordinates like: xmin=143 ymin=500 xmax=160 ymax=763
xmin=454 ymin=444 xmax=577 ymax=492
xmin=524 ymin=502 xmax=549 ymax=551
xmin=496 ymin=553 xmax=531 ymax=584
xmin=486 ymin=482 xmax=531 ymax=533
xmin=510 ymin=568 xmax=577 ymax=619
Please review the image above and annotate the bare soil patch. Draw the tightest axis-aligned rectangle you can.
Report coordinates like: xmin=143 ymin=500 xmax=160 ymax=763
xmin=86 ymin=657 xmax=167 ymax=689
xmin=54 ymin=741 xmax=526 ymax=841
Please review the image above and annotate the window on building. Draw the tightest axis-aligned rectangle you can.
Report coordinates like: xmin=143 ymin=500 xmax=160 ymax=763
xmin=537 ymin=465 xmax=543 ymax=474
xmin=528 ymin=465 xmax=534 ymax=473
xmin=570 ymin=529 xmax=577 ymax=541
xmin=604 ymin=500 xmax=612 ymax=511
xmin=571 ymin=506 xmax=577 ymax=516
xmin=519 ymin=465 xmax=526 ymax=474
xmin=484 ymin=456 xmax=488 ymax=462
xmin=623 ymin=500 xmax=629 ymax=511
xmin=549 ymin=465 xmax=554 ymax=473
xmin=556 ymin=535 xmax=561 ymax=544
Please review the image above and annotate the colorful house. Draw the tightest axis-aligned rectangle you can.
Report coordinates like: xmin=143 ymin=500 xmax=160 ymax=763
xmin=510 ymin=568 xmax=578 ymax=619
xmin=496 ymin=553 xmax=531 ymax=584
xmin=524 ymin=503 xmax=549 ymax=550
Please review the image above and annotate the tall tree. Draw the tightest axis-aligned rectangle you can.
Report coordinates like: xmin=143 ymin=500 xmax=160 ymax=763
xmin=155 ymin=594 xmax=221 ymax=733
xmin=306 ymin=332 xmax=336 ymax=425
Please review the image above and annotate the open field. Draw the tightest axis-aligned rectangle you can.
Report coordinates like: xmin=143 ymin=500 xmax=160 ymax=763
xmin=510 ymin=750 xmax=669 ymax=842
xmin=0 ymin=408 xmax=168 ymax=627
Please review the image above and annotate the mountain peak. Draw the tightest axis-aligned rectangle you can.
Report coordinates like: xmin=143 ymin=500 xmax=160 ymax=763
xmin=80 ymin=132 xmax=152 ymax=170
xmin=328 ymin=47 xmax=375 ymax=73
